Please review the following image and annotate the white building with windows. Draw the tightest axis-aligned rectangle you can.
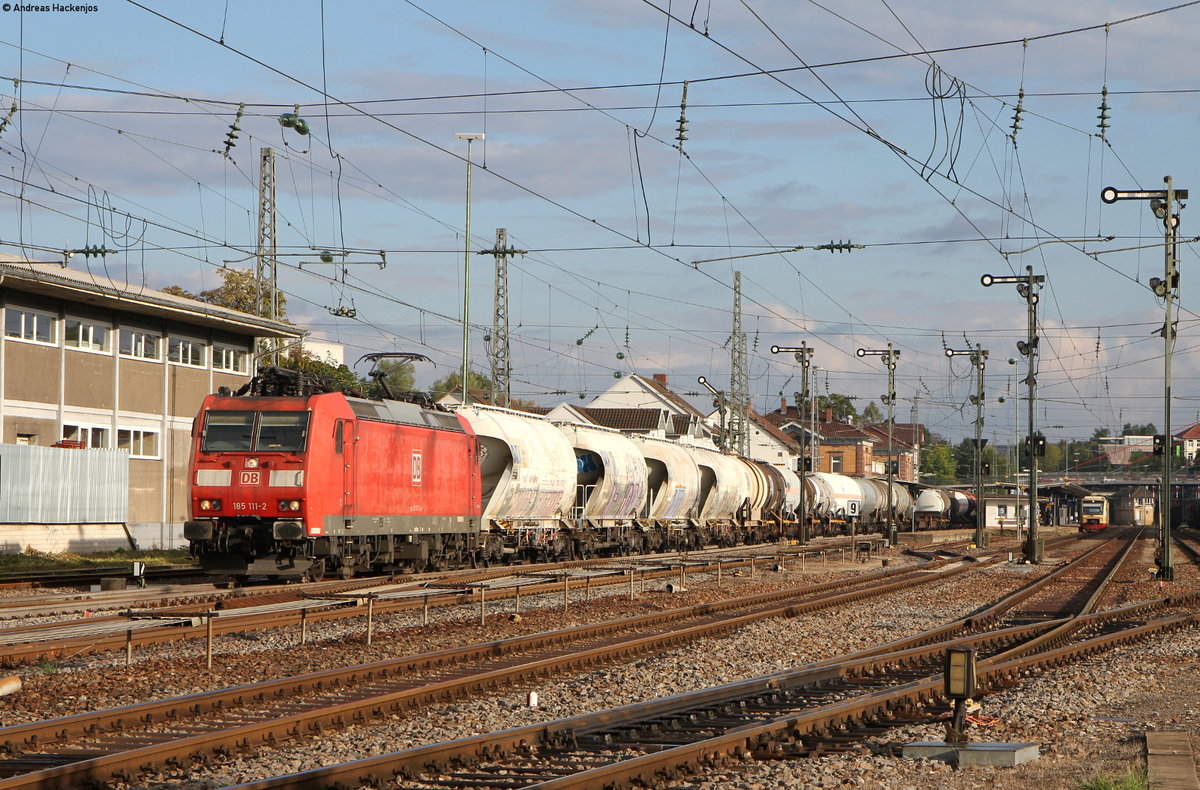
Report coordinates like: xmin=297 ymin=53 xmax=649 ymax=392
xmin=0 ymin=256 xmax=298 ymax=551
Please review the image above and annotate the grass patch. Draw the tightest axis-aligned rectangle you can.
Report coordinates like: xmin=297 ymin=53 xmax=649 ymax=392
xmin=0 ymin=548 xmax=191 ymax=573
xmin=1077 ymin=770 xmax=1154 ymax=790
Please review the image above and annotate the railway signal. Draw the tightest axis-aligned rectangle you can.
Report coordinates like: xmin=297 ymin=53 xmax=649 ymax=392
xmin=945 ymin=344 xmax=989 ymax=547
xmin=981 ymin=266 xmax=1045 ymax=564
xmin=772 ymin=342 xmax=815 ymax=544
xmin=857 ymin=344 xmax=900 ymax=546
xmin=1100 ymin=177 xmax=1187 ymax=581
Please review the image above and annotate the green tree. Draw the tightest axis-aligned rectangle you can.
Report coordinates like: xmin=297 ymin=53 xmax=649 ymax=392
xmin=364 ymin=358 xmax=416 ymax=398
xmin=983 ymin=445 xmax=1008 ymax=479
xmin=954 ymin=438 xmax=1008 ymax=481
xmin=921 ymin=443 xmax=956 ymax=481
xmin=1121 ymin=422 xmax=1156 ymax=436
xmin=860 ymin=401 xmax=883 ymax=425
xmin=431 ymin=370 xmax=496 ymax=400
xmin=278 ymin=348 xmax=364 ymax=394
xmin=163 ymin=267 xmax=286 ymax=317
xmin=817 ymin=393 xmax=858 ymax=423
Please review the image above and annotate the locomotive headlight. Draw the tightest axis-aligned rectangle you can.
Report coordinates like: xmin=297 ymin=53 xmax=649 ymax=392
xmin=199 ymin=499 xmax=223 ymax=511
xmin=278 ymin=499 xmax=301 ymax=511
xmin=244 ymin=458 xmax=260 ymax=469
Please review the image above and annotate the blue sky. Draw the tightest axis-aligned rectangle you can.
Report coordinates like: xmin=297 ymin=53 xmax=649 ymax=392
xmin=2 ymin=1 xmax=1199 ymax=447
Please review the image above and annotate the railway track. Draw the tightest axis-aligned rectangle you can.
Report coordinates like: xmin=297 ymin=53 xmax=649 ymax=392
xmin=0 ymin=536 xmax=938 ymax=667
xmin=224 ymin=603 xmax=1198 ymax=790
xmin=0 ymin=556 xmax=967 ymax=790
xmin=210 ymin=536 xmax=1194 ymax=790
xmin=0 ymin=565 xmax=201 ymax=591
xmin=0 ymin=534 xmax=1103 ymax=790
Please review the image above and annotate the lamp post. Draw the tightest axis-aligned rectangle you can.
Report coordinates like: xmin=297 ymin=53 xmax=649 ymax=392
xmin=1101 ymin=179 xmax=1188 ymax=581
xmin=946 ymin=344 xmax=989 ymax=547
xmin=857 ymin=343 xmax=899 ymax=545
xmin=981 ymin=266 xmax=1045 ymax=563
xmin=772 ymin=342 xmax=814 ymax=544
xmin=810 ymin=366 xmax=821 ymax=473
xmin=455 ymin=132 xmax=485 ymax=407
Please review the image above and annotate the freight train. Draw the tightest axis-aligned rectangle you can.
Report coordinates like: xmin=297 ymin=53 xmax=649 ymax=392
xmin=183 ymin=367 xmax=974 ymax=581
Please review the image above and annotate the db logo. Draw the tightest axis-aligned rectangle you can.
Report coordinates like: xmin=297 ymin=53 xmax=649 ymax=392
xmin=239 ymin=470 xmax=261 ymax=485
xmin=411 ymin=450 xmax=423 ymax=486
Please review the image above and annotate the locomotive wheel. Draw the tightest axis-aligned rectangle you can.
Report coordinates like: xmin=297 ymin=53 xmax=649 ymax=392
xmin=304 ymin=560 xmax=327 ymax=583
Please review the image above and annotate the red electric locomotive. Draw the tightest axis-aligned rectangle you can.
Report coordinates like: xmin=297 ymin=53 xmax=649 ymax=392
xmin=184 ymin=365 xmax=481 ymax=581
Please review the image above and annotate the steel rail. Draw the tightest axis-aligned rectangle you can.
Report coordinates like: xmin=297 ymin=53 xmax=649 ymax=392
xmin=0 ymin=560 xmax=935 ymax=747
xmin=0 ymin=538 xmax=910 ymax=667
xmin=987 ymin=530 xmax=1143 ymax=664
xmin=0 ymin=535 xmax=1096 ymax=790
xmin=213 ymin=600 xmax=1200 ymax=790
xmin=0 ymin=558 xmax=973 ymax=790
xmin=0 ymin=565 xmax=201 ymax=590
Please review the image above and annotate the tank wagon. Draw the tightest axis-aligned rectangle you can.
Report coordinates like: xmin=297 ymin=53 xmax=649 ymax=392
xmin=184 ymin=367 xmax=971 ymax=580
xmin=913 ymin=487 xmax=977 ymax=529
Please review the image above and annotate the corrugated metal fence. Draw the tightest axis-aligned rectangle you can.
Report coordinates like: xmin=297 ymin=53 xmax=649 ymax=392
xmin=0 ymin=443 xmax=128 ymax=523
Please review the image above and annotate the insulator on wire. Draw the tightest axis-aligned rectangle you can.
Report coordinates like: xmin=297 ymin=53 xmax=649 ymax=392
xmin=675 ymin=81 xmax=689 ymax=151
xmin=222 ymin=103 xmax=245 ymax=159
xmin=1097 ymin=85 xmax=1111 ymax=140
xmin=1010 ymin=89 xmax=1024 ymax=141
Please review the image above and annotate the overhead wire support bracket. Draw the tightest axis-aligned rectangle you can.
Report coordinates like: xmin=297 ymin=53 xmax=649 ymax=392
xmin=298 ymin=249 xmax=387 ymax=269
xmin=688 ymin=239 xmax=863 ymax=266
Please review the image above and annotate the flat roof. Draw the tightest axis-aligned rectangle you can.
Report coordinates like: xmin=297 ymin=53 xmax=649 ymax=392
xmin=0 ymin=256 xmax=301 ymax=339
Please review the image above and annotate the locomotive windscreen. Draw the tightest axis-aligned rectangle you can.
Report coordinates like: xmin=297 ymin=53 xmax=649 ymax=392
xmin=201 ymin=410 xmax=311 ymax=453
xmin=202 ymin=411 xmax=255 ymax=451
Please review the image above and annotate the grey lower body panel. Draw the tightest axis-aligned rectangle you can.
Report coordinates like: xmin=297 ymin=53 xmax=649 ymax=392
xmin=322 ymin=513 xmax=478 ymax=536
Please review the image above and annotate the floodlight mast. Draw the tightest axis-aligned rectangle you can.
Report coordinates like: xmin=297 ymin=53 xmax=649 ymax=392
xmin=771 ymin=342 xmax=814 ymax=544
xmin=857 ymin=343 xmax=899 ymax=545
xmin=981 ymin=266 xmax=1045 ymax=563
xmin=1100 ymin=177 xmax=1187 ymax=581
xmin=946 ymin=344 xmax=989 ymax=547
xmin=455 ymin=132 xmax=484 ymax=407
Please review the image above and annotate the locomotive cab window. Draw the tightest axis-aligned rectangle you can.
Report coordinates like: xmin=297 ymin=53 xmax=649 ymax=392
xmin=258 ymin=412 xmax=310 ymax=451
xmin=201 ymin=411 xmax=256 ymax=452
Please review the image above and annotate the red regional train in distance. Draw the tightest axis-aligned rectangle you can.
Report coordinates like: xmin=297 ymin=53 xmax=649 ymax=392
xmin=184 ymin=357 xmax=974 ymax=582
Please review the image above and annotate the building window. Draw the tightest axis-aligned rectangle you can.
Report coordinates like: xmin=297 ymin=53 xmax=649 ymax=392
xmin=4 ymin=307 xmax=54 ymax=344
xmin=15 ymin=433 xmax=36 ymax=445
xmin=167 ymin=336 xmax=205 ymax=367
xmin=64 ymin=317 xmax=111 ymax=352
xmin=119 ymin=328 xmax=160 ymax=360
xmin=117 ymin=428 xmax=160 ymax=459
xmin=830 ymin=456 xmax=843 ymax=473
xmin=213 ymin=344 xmax=248 ymax=373
xmin=62 ymin=424 xmax=110 ymax=449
